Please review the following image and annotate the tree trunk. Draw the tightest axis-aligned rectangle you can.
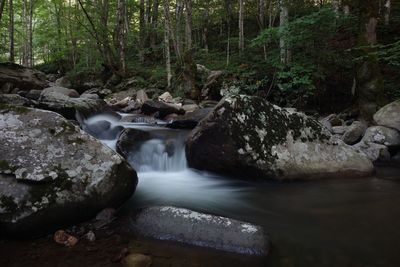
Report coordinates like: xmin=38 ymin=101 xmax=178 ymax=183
xmin=28 ymin=0 xmax=33 ymax=66
xmin=226 ymin=0 xmax=231 ymax=66
xmin=384 ymin=0 xmax=391 ymax=25
xmin=116 ymin=0 xmax=126 ymax=74
xmin=333 ymin=0 xmax=339 ymax=16
xmin=0 ymin=0 xmax=5 ymax=23
xmin=175 ymin=0 xmax=184 ymax=61
xmin=356 ymin=0 xmax=385 ymax=119
xmin=238 ymin=0 xmax=244 ymax=55
xmin=203 ymin=8 xmax=209 ymax=53
xmin=150 ymin=0 xmax=159 ymax=50
xmin=184 ymin=0 xmax=193 ymax=51
xmin=9 ymin=0 xmax=14 ymax=63
xmin=257 ymin=0 xmax=267 ymax=60
xmin=279 ymin=0 xmax=289 ymax=64
xmin=163 ymin=0 xmax=172 ymax=87
xmin=139 ymin=0 xmax=145 ymax=62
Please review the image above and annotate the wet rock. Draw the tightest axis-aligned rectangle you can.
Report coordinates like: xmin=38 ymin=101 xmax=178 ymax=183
xmin=38 ymin=91 xmax=109 ymax=119
xmin=0 ymin=94 xmax=32 ymax=107
xmin=117 ymin=128 xmax=152 ymax=158
xmin=107 ymin=88 xmax=137 ymax=103
xmin=361 ymin=126 xmax=400 ymax=147
xmin=42 ymin=86 xmax=80 ymax=98
xmin=166 ymin=108 xmax=213 ymax=129
xmin=82 ymin=120 xmax=123 ymax=140
xmin=141 ymin=100 xmax=185 ymax=119
xmin=354 ymin=141 xmax=391 ymax=162
xmin=0 ymin=63 xmax=48 ymax=92
xmin=158 ymin=92 xmax=173 ymax=103
xmin=0 ymin=107 xmax=138 ymax=236
xmin=122 ymin=254 xmax=152 ymax=267
xmin=54 ymin=230 xmax=79 ymax=247
xmin=373 ymin=100 xmax=400 ymax=131
xmin=129 ymin=206 xmax=270 ymax=256
xmin=323 ymin=114 xmax=342 ymax=127
xmin=342 ymin=121 xmax=367 ymax=145
xmin=186 ymin=95 xmax=373 ymax=180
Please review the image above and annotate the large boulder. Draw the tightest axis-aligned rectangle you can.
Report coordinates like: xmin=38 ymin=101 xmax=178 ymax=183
xmin=361 ymin=126 xmax=400 ymax=147
xmin=0 ymin=94 xmax=33 ymax=107
xmin=41 ymin=86 xmax=80 ymax=98
xmin=38 ymin=90 xmax=109 ymax=119
xmin=141 ymin=100 xmax=185 ymax=119
xmin=186 ymin=95 xmax=373 ymax=180
xmin=129 ymin=206 xmax=269 ymax=256
xmin=373 ymin=100 xmax=400 ymax=131
xmin=342 ymin=121 xmax=367 ymax=145
xmin=0 ymin=63 xmax=48 ymax=93
xmin=0 ymin=107 xmax=138 ymax=236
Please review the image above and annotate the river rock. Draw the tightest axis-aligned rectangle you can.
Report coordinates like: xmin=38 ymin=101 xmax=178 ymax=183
xmin=0 ymin=63 xmax=48 ymax=92
xmin=0 ymin=94 xmax=32 ymax=107
xmin=117 ymin=128 xmax=152 ymax=158
xmin=141 ymin=100 xmax=185 ymax=119
xmin=186 ymin=95 xmax=373 ymax=180
xmin=361 ymin=126 xmax=400 ymax=147
xmin=42 ymin=86 xmax=80 ymax=98
xmin=38 ymin=90 xmax=108 ymax=119
xmin=354 ymin=141 xmax=391 ymax=162
xmin=332 ymin=126 xmax=347 ymax=135
xmin=129 ymin=206 xmax=270 ymax=256
xmin=0 ymin=107 xmax=138 ymax=236
xmin=55 ymin=76 xmax=72 ymax=88
xmin=342 ymin=121 xmax=367 ymax=145
xmin=136 ymin=89 xmax=149 ymax=104
xmin=158 ymin=92 xmax=173 ymax=103
xmin=166 ymin=108 xmax=213 ymax=129
xmin=373 ymin=100 xmax=400 ymax=131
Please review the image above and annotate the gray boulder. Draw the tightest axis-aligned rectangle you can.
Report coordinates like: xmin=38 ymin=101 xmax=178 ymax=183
xmin=342 ymin=121 xmax=367 ymax=145
xmin=0 ymin=94 xmax=32 ymax=107
xmin=373 ymin=100 xmax=400 ymax=131
xmin=42 ymin=86 xmax=80 ymax=98
xmin=129 ymin=206 xmax=270 ymax=256
xmin=0 ymin=107 xmax=138 ymax=236
xmin=54 ymin=76 xmax=72 ymax=88
xmin=361 ymin=126 xmax=400 ymax=147
xmin=117 ymin=128 xmax=152 ymax=158
xmin=354 ymin=141 xmax=391 ymax=162
xmin=141 ymin=100 xmax=185 ymax=119
xmin=186 ymin=95 xmax=373 ymax=180
xmin=0 ymin=63 xmax=48 ymax=93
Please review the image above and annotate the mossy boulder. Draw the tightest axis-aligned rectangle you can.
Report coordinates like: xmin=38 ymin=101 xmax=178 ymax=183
xmin=0 ymin=107 xmax=138 ymax=236
xmin=186 ymin=95 xmax=373 ymax=180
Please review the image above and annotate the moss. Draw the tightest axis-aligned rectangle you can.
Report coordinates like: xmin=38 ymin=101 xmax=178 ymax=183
xmin=0 ymin=104 xmax=30 ymax=114
xmin=67 ymin=137 xmax=86 ymax=145
xmin=54 ymin=121 xmax=76 ymax=137
xmin=0 ymin=195 xmax=18 ymax=213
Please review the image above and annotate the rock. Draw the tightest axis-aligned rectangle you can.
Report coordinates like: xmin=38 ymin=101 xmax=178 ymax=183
xmin=141 ymin=100 xmax=185 ymax=119
xmin=55 ymin=76 xmax=72 ymax=88
xmin=54 ymin=230 xmax=79 ymax=247
xmin=84 ymin=231 xmax=96 ymax=242
xmin=196 ymin=64 xmax=211 ymax=76
xmin=42 ymin=86 xmax=80 ymax=98
xmin=81 ymin=93 xmax=100 ymax=100
xmin=354 ymin=141 xmax=391 ymax=162
xmin=107 ymin=88 xmax=137 ymax=103
xmin=158 ymin=92 xmax=173 ymax=103
xmin=361 ymin=126 xmax=400 ymax=147
xmin=0 ymin=63 xmax=48 ymax=92
xmin=47 ymin=74 xmax=58 ymax=82
xmin=332 ymin=126 xmax=347 ymax=135
xmin=136 ymin=89 xmax=148 ymax=104
xmin=0 ymin=94 xmax=32 ymax=107
xmin=82 ymin=119 xmax=123 ymax=140
xmin=38 ymin=91 xmax=109 ymax=119
xmin=120 ymin=114 xmax=164 ymax=124
xmin=112 ymin=248 xmax=130 ymax=263
xmin=182 ymin=104 xmax=199 ymax=113
xmin=129 ymin=206 xmax=270 ymax=256
xmin=202 ymin=70 xmax=224 ymax=101
xmin=373 ymin=100 xmax=400 ymax=131
xmin=342 ymin=121 xmax=367 ymax=145
xmin=186 ymin=95 xmax=373 ymax=180
xmin=0 ymin=107 xmax=138 ymax=236
xmin=166 ymin=108 xmax=213 ymax=129
xmin=122 ymin=254 xmax=152 ymax=267
xmin=117 ymin=129 xmax=152 ymax=158
xmin=323 ymin=114 xmax=342 ymax=127
xmin=199 ymin=100 xmax=219 ymax=108
xmin=25 ymin=89 xmax=43 ymax=101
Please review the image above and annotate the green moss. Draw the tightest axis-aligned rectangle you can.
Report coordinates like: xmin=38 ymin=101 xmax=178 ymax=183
xmin=0 ymin=104 xmax=30 ymax=114
xmin=67 ymin=137 xmax=86 ymax=145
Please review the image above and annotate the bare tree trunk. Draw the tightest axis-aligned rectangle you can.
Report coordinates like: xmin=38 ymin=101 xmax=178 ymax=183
xmin=139 ymin=0 xmax=145 ymax=62
xmin=257 ymin=0 xmax=267 ymax=60
xmin=184 ymin=0 xmax=193 ymax=51
xmin=9 ymin=0 xmax=14 ymax=63
xmin=226 ymin=0 xmax=231 ymax=66
xmin=150 ymin=0 xmax=159 ymax=50
xmin=116 ymin=0 xmax=126 ymax=74
xmin=238 ymin=0 xmax=244 ymax=55
xmin=0 ymin=0 xmax=6 ymax=23
xmin=384 ymin=0 xmax=391 ymax=25
xmin=175 ymin=0 xmax=184 ymax=61
xmin=28 ymin=0 xmax=33 ymax=66
xmin=279 ymin=0 xmax=289 ymax=64
xmin=163 ymin=0 xmax=172 ymax=87
xmin=202 ymin=8 xmax=209 ymax=54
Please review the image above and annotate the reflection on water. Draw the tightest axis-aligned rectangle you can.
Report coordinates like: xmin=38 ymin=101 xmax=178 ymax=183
xmin=84 ymin=114 xmax=400 ymax=267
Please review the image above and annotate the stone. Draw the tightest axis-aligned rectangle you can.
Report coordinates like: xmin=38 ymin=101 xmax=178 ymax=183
xmin=120 ymin=114 xmax=164 ymax=124
xmin=186 ymin=95 xmax=373 ymax=180
xmin=117 ymin=129 xmax=152 ymax=159
xmin=141 ymin=100 xmax=185 ymax=119
xmin=0 ymin=94 xmax=32 ymax=107
xmin=136 ymin=89 xmax=148 ymax=104
xmin=373 ymin=100 xmax=400 ymax=131
xmin=158 ymin=92 xmax=173 ymax=103
xmin=55 ymin=76 xmax=72 ymax=88
xmin=42 ymin=86 xmax=80 ymax=98
xmin=361 ymin=126 xmax=400 ymax=147
xmin=54 ymin=230 xmax=79 ymax=247
xmin=342 ymin=121 xmax=367 ymax=145
xmin=182 ymin=104 xmax=199 ymax=113
xmin=0 ymin=63 xmax=48 ymax=92
xmin=107 ymin=88 xmax=137 ymax=103
xmin=84 ymin=231 xmax=96 ymax=242
xmin=166 ymin=108 xmax=213 ymax=129
xmin=332 ymin=126 xmax=347 ymax=135
xmin=354 ymin=141 xmax=391 ymax=162
xmin=122 ymin=254 xmax=152 ymax=267
xmin=0 ymin=107 xmax=138 ymax=236
xmin=199 ymin=100 xmax=218 ymax=108
xmin=202 ymin=70 xmax=224 ymax=101
xmin=38 ymin=91 xmax=109 ymax=119
xmin=25 ymin=89 xmax=43 ymax=101
xmin=129 ymin=206 xmax=270 ymax=256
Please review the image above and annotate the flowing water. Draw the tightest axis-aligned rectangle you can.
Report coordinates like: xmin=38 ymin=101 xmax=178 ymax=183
xmin=84 ymin=114 xmax=400 ymax=267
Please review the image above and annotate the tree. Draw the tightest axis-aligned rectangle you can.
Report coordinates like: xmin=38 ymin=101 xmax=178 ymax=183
xmin=0 ymin=0 xmax=6 ymax=23
xmin=279 ymin=0 xmax=289 ymax=64
xmin=9 ymin=0 xmax=14 ymax=63
xmin=238 ymin=0 xmax=244 ymax=55
xmin=163 ymin=0 xmax=172 ymax=87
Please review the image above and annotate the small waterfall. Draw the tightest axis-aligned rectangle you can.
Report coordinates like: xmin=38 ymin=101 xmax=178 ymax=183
xmin=128 ymin=132 xmax=188 ymax=172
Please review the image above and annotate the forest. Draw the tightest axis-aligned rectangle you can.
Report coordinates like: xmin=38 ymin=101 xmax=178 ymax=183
xmin=1 ymin=1 xmax=400 ymax=267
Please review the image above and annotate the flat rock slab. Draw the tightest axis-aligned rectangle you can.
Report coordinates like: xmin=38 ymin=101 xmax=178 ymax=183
xmin=129 ymin=206 xmax=270 ymax=256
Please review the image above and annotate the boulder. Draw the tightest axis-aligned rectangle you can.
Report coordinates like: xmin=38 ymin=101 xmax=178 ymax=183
xmin=158 ymin=92 xmax=173 ymax=103
xmin=141 ymin=100 xmax=185 ymax=119
xmin=373 ymin=100 xmax=400 ymax=131
xmin=0 ymin=107 xmax=138 ymax=236
xmin=38 ymin=91 xmax=109 ymax=120
xmin=354 ymin=141 xmax=391 ymax=162
xmin=122 ymin=254 xmax=152 ymax=267
xmin=361 ymin=126 xmax=400 ymax=147
xmin=202 ymin=70 xmax=224 ymax=101
xmin=167 ymin=108 xmax=213 ymax=129
xmin=0 ymin=94 xmax=32 ymax=107
xmin=120 ymin=114 xmax=164 ymax=124
xmin=186 ymin=95 xmax=373 ymax=180
xmin=0 ymin=63 xmax=48 ymax=92
xmin=25 ymin=89 xmax=43 ymax=100
xmin=117 ymin=129 xmax=152 ymax=158
xmin=55 ymin=76 xmax=72 ymax=88
xmin=332 ymin=126 xmax=347 ymax=135
xmin=42 ymin=86 xmax=80 ymax=98
xmin=342 ymin=121 xmax=367 ymax=145
xmin=129 ymin=206 xmax=270 ymax=256
xmin=136 ymin=89 xmax=148 ymax=104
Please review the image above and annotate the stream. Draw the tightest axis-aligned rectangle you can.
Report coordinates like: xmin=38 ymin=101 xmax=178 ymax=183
xmin=84 ymin=113 xmax=400 ymax=267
